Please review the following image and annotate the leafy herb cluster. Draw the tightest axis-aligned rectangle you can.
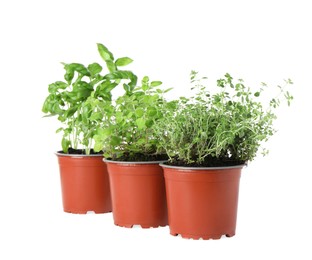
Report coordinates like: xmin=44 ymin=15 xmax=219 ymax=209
xmin=91 ymin=76 xmax=174 ymax=161
xmin=43 ymin=43 xmax=293 ymax=165
xmin=154 ymin=71 xmax=293 ymax=166
xmin=42 ymin=43 xmax=137 ymax=154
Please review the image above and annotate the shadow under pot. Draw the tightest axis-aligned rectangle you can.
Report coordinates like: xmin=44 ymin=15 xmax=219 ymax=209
xmin=160 ymin=163 xmax=245 ymax=240
xmin=56 ymin=152 xmax=112 ymax=214
xmin=104 ymin=159 xmax=168 ymax=228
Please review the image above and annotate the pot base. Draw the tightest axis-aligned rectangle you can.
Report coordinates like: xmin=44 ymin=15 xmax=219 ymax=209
xmin=115 ymin=223 xmax=167 ymax=229
xmin=170 ymin=232 xmax=235 ymax=240
xmin=64 ymin=209 xmax=112 ymax=214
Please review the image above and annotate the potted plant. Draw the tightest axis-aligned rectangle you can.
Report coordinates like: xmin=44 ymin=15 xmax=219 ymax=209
xmin=155 ymin=71 xmax=293 ymax=239
xmin=92 ymin=76 xmax=174 ymax=228
xmin=42 ymin=42 xmax=137 ymax=213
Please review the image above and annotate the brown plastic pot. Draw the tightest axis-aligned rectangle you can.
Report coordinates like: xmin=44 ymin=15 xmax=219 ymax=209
xmin=56 ymin=152 xmax=112 ymax=214
xmin=161 ymin=164 xmax=244 ymax=240
xmin=104 ymin=159 xmax=168 ymax=228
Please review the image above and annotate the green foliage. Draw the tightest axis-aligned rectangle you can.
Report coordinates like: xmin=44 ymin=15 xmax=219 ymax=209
xmin=42 ymin=43 xmax=136 ymax=154
xmin=154 ymin=71 xmax=294 ymax=166
xmin=92 ymin=77 xmax=175 ymax=160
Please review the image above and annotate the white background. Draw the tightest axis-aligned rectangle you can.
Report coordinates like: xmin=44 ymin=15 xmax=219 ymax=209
xmin=0 ymin=0 xmax=311 ymax=259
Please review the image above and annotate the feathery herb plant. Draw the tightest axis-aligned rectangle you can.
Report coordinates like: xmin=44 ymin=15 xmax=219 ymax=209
xmin=154 ymin=71 xmax=293 ymax=167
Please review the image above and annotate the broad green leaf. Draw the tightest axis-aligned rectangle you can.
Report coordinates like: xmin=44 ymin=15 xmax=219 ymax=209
xmin=64 ymin=106 xmax=78 ymax=117
xmin=94 ymin=141 xmax=103 ymax=152
xmin=88 ymin=63 xmax=102 ymax=76
xmin=115 ymin=57 xmax=133 ymax=67
xmin=150 ymin=81 xmax=162 ymax=87
xmin=61 ymin=138 xmax=71 ymax=153
xmin=42 ymin=98 xmax=50 ymax=113
xmin=64 ymin=66 xmax=74 ymax=83
xmin=104 ymin=71 xmax=138 ymax=90
xmin=102 ymin=81 xmax=118 ymax=93
xmin=74 ymin=81 xmax=93 ymax=92
xmin=72 ymin=63 xmax=90 ymax=76
xmin=66 ymin=63 xmax=90 ymax=76
xmin=95 ymin=81 xmax=117 ymax=100
xmin=123 ymin=83 xmax=130 ymax=92
xmin=48 ymin=81 xmax=68 ymax=93
xmin=96 ymin=128 xmax=112 ymax=139
xmin=105 ymin=60 xmax=117 ymax=73
xmin=97 ymin=43 xmax=114 ymax=61
xmin=51 ymin=103 xmax=64 ymax=115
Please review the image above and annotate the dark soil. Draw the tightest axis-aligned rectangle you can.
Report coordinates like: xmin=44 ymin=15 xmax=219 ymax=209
xmin=110 ymin=153 xmax=169 ymax=162
xmin=58 ymin=148 xmax=103 ymax=155
xmin=166 ymin=156 xmax=246 ymax=167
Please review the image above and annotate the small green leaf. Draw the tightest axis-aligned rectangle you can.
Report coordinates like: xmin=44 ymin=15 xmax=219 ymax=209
xmin=136 ymin=118 xmax=146 ymax=129
xmin=135 ymin=108 xmax=144 ymax=117
xmin=56 ymin=127 xmax=64 ymax=134
xmin=147 ymin=107 xmax=157 ymax=117
xmin=145 ymin=119 xmax=153 ymax=128
xmin=90 ymin=112 xmax=102 ymax=121
xmin=110 ymin=136 xmax=121 ymax=146
xmin=142 ymin=76 xmax=149 ymax=83
xmin=137 ymin=138 xmax=146 ymax=145
xmin=164 ymin=87 xmax=173 ymax=93
xmin=150 ymin=81 xmax=162 ymax=87
xmin=115 ymin=57 xmax=133 ymax=67
xmin=125 ymin=112 xmax=132 ymax=119
xmin=142 ymin=84 xmax=149 ymax=91
xmin=254 ymin=92 xmax=260 ymax=97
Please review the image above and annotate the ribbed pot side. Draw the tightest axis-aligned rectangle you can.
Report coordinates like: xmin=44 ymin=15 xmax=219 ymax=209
xmin=105 ymin=160 xmax=168 ymax=228
xmin=161 ymin=164 xmax=244 ymax=240
xmin=56 ymin=153 xmax=112 ymax=214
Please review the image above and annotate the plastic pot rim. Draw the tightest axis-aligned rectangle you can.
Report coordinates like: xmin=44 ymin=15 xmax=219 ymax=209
xmin=159 ymin=163 xmax=247 ymax=171
xmin=55 ymin=151 xmax=104 ymax=158
xmin=103 ymin=158 xmax=167 ymax=165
